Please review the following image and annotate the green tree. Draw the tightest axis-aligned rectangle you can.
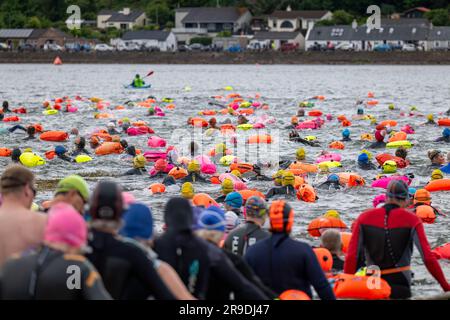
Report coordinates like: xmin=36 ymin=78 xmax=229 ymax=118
xmin=25 ymin=16 xmax=42 ymax=28
xmin=425 ymin=9 xmax=450 ymax=26
xmin=332 ymin=10 xmax=354 ymax=25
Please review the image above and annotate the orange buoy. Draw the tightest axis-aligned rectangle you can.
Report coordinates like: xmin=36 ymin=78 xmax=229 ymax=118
xmin=95 ymin=142 xmax=123 ymax=156
xmin=340 ymin=232 xmax=352 ymax=254
xmin=229 ymin=163 xmax=254 ymax=174
xmin=40 ymin=131 xmax=68 ymax=142
xmin=247 ymin=134 xmax=272 ymax=144
xmin=279 ymin=290 xmax=311 ymax=300
xmin=424 ymin=179 xmax=450 ymax=192
xmin=379 ymin=120 xmax=397 ymax=127
xmin=329 ymin=141 xmax=345 ymax=150
xmin=367 ymin=92 xmax=375 ymax=98
xmin=0 ymin=148 xmax=12 ymax=157
xmin=308 ymin=110 xmax=323 ymax=117
xmin=238 ymin=189 xmax=266 ymax=203
xmin=53 ymin=56 xmax=62 ymax=65
xmin=415 ymin=205 xmax=436 ymax=224
xmin=313 ymin=248 xmax=333 ymax=273
xmin=375 ymin=153 xmax=408 ymax=168
xmin=333 ymin=274 xmax=391 ymax=299
xmin=192 ymin=193 xmax=218 ymax=208
xmin=437 ymin=118 xmax=450 ymax=126
xmin=307 ymin=217 xmax=347 ymax=237
xmin=433 ymin=243 xmax=450 ymax=260
xmin=168 ymin=167 xmax=188 ymax=180
xmin=366 ymin=100 xmax=378 ymax=105
xmin=289 ymin=161 xmax=318 ymax=173
xmin=149 ymin=183 xmax=166 ymax=194
xmin=296 ymin=184 xmax=317 ymax=203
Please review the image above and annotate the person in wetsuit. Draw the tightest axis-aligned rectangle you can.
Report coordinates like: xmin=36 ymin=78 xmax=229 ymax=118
xmin=435 ymin=128 xmax=450 ymax=143
xmin=427 ymin=149 xmax=446 ymax=169
xmin=316 ymin=173 xmax=342 ymax=190
xmin=131 ymin=74 xmax=145 ymax=88
xmin=265 ymin=171 xmax=296 ymax=199
xmin=123 ymin=155 xmax=147 ymax=176
xmin=55 ymin=146 xmax=74 ymax=162
xmin=289 ymin=130 xmax=320 ymax=146
xmin=320 ymin=229 xmax=344 ymax=273
xmin=344 ymin=180 xmax=450 ymax=299
xmin=341 ymin=128 xmax=351 ymax=142
xmin=223 ymin=196 xmax=270 ymax=257
xmin=0 ymin=203 xmax=111 ymax=300
xmin=71 ymin=136 xmax=90 ymax=156
xmin=367 ymin=129 xmax=386 ymax=149
xmin=245 ymin=200 xmax=336 ymax=300
xmin=86 ymin=180 xmax=176 ymax=300
xmin=23 ymin=126 xmax=36 ymax=141
xmin=178 ymin=160 xmax=207 ymax=183
xmin=195 ymin=208 xmax=275 ymax=300
xmin=357 ymin=153 xmax=378 ymax=170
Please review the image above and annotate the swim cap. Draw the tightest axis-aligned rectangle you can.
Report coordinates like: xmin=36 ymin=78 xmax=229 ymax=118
xmin=427 ymin=114 xmax=434 ymax=121
xmin=324 ymin=210 xmax=340 ymax=219
xmin=107 ymin=122 xmax=115 ymax=128
xmin=382 ymin=160 xmax=397 ymax=173
xmin=133 ymin=155 xmax=146 ymax=169
xmin=358 ymin=153 xmax=369 ymax=163
xmin=327 ymin=174 xmax=339 ymax=183
xmin=181 ymin=182 xmax=195 ymax=199
xmin=395 ymin=147 xmax=408 ymax=159
xmin=225 ymin=192 xmax=243 ymax=209
xmin=221 ymin=178 xmax=234 ymax=195
xmin=187 ymin=160 xmax=200 ymax=173
xmin=225 ymin=211 xmax=239 ymax=233
xmin=291 ymin=116 xmax=299 ymax=124
xmin=245 ymin=196 xmax=267 ymax=218
xmin=428 ymin=149 xmax=442 ymax=161
xmin=162 ymin=175 xmax=176 ymax=186
xmin=89 ymin=180 xmax=123 ymax=220
xmin=388 ymin=104 xmax=395 ymax=110
xmin=431 ymin=169 xmax=443 ymax=181
xmin=269 ymin=200 xmax=294 ymax=234
xmin=273 ymin=170 xmax=285 ymax=185
xmin=342 ymin=128 xmax=350 ymax=137
xmin=318 ymin=163 xmax=330 ymax=173
xmin=295 ymin=148 xmax=305 ymax=160
xmin=55 ymin=175 xmax=89 ymax=202
xmin=215 ymin=143 xmax=226 ymax=155
xmin=386 ymin=180 xmax=409 ymax=200
xmin=55 ymin=145 xmax=67 ymax=155
xmin=121 ymin=117 xmax=130 ymax=123
xmin=120 ymin=203 xmax=153 ymax=240
xmin=282 ymin=171 xmax=295 ymax=186
xmin=197 ymin=209 xmax=226 ymax=232
xmin=414 ymin=189 xmax=431 ymax=205
xmin=375 ymin=130 xmax=384 ymax=142
xmin=357 ymin=108 xmax=364 ymax=115
xmin=443 ymin=128 xmax=450 ymax=137
xmin=231 ymin=170 xmax=242 ymax=178
xmin=154 ymin=159 xmax=168 ymax=172
xmin=44 ymin=203 xmax=87 ymax=248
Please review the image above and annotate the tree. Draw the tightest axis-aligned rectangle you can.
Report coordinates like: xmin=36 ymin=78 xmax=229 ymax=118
xmin=425 ymin=9 xmax=450 ymax=26
xmin=332 ymin=10 xmax=354 ymax=25
xmin=25 ymin=16 xmax=42 ymax=28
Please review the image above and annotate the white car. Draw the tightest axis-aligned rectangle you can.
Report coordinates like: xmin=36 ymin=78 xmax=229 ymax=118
xmin=402 ymin=44 xmax=417 ymax=51
xmin=0 ymin=42 xmax=8 ymax=51
xmin=335 ymin=43 xmax=354 ymax=51
xmin=44 ymin=43 xmax=63 ymax=51
xmin=95 ymin=44 xmax=114 ymax=52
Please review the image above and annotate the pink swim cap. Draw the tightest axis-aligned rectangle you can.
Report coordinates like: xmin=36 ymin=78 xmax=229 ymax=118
xmin=122 ymin=192 xmax=136 ymax=206
xmin=326 ymin=114 xmax=332 ymax=121
xmin=372 ymin=194 xmax=386 ymax=208
xmin=44 ymin=203 xmax=87 ymax=248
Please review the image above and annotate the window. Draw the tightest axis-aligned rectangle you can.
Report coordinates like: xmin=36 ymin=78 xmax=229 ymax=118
xmin=389 ymin=28 xmax=394 ymax=34
xmin=207 ymin=23 xmax=216 ymax=32
xmin=412 ymin=28 xmax=416 ymax=34
xmin=224 ymin=23 xmax=233 ymax=30
xmin=331 ymin=28 xmax=343 ymax=37
xmin=280 ymin=20 xmax=294 ymax=29
xmin=120 ymin=24 xmax=127 ymax=30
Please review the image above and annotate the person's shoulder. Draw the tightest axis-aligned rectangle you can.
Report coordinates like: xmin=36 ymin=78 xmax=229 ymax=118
xmin=357 ymin=207 xmax=382 ymax=220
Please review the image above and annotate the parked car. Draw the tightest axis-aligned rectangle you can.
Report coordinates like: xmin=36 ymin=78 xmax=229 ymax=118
xmin=281 ymin=42 xmax=299 ymax=52
xmin=94 ymin=44 xmax=114 ymax=52
xmin=189 ymin=43 xmax=204 ymax=51
xmin=18 ymin=43 xmax=36 ymax=52
xmin=308 ymin=42 xmax=325 ymax=51
xmin=228 ymin=44 xmax=242 ymax=53
xmin=146 ymin=46 xmax=161 ymax=52
xmin=373 ymin=44 xmax=392 ymax=52
xmin=126 ymin=43 xmax=141 ymax=51
xmin=65 ymin=43 xmax=81 ymax=52
xmin=0 ymin=42 xmax=10 ymax=51
xmin=335 ymin=43 xmax=354 ymax=51
xmin=177 ymin=44 xmax=191 ymax=52
xmin=402 ymin=43 xmax=417 ymax=52
xmin=44 ymin=43 xmax=63 ymax=51
xmin=247 ymin=42 xmax=263 ymax=51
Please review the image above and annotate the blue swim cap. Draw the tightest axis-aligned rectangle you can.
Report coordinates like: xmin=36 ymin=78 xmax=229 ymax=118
xmin=55 ymin=145 xmax=67 ymax=155
xmin=197 ymin=209 xmax=226 ymax=232
xmin=408 ymin=187 xmax=417 ymax=197
xmin=358 ymin=153 xmax=369 ymax=163
xmin=120 ymin=203 xmax=153 ymax=240
xmin=207 ymin=205 xmax=225 ymax=217
xmin=342 ymin=128 xmax=350 ymax=137
xmin=357 ymin=108 xmax=364 ymax=115
xmin=443 ymin=128 xmax=450 ymax=137
xmin=225 ymin=192 xmax=243 ymax=209
xmin=327 ymin=174 xmax=340 ymax=182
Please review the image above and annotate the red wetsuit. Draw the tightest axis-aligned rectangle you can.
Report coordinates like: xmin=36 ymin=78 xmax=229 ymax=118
xmin=344 ymin=204 xmax=450 ymax=299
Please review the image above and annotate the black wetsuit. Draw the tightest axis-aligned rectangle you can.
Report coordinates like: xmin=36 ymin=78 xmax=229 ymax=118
xmin=367 ymin=141 xmax=386 ymax=149
xmin=23 ymin=135 xmax=36 ymax=141
xmin=331 ymin=254 xmax=344 ymax=273
xmin=265 ymin=185 xmax=296 ymax=199
xmin=206 ymin=248 xmax=276 ymax=300
xmin=223 ymin=221 xmax=270 ymax=256
xmin=71 ymin=148 xmax=91 ymax=157
xmin=0 ymin=246 xmax=112 ymax=300
xmin=86 ymin=229 xmax=175 ymax=300
xmin=123 ymin=168 xmax=146 ymax=176
xmin=358 ymin=161 xmax=378 ymax=170
xmin=215 ymin=194 xmax=226 ymax=203
xmin=435 ymin=136 xmax=450 ymax=143
xmin=107 ymin=128 xmax=120 ymax=135
xmin=57 ymin=154 xmax=74 ymax=162
xmin=341 ymin=137 xmax=351 ymax=142
xmin=289 ymin=136 xmax=320 ymax=147
xmin=317 ymin=180 xmax=342 ymax=190
xmin=178 ymin=172 xmax=208 ymax=183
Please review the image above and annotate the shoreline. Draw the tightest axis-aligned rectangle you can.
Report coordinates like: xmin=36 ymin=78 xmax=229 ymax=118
xmin=1 ymin=51 xmax=450 ymax=64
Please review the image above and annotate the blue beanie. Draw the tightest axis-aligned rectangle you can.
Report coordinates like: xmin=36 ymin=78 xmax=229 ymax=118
xmin=120 ymin=203 xmax=153 ymax=240
xmin=443 ymin=128 xmax=450 ymax=137
xmin=327 ymin=174 xmax=340 ymax=182
xmin=358 ymin=153 xmax=369 ymax=163
xmin=55 ymin=145 xmax=67 ymax=155
xmin=197 ymin=209 xmax=226 ymax=232
xmin=225 ymin=192 xmax=243 ymax=208
xmin=207 ymin=205 xmax=225 ymax=217
xmin=342 ymin=129 xmax=350 ymax=137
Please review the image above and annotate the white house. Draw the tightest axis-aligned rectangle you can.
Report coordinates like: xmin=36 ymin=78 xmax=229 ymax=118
xmin=173 ymin=7 xmax=252 ymax=44
xmin=97 ymin=8 xmax=147 ymax=30
xmin=251 ymin=31 xmax=305 ymax=50
xmin=268 ymin=6 xmax=332 ymax=32
xmin=427 ymin=27 xmax=450 ymax=50
xmin=118 ymin=30 xmax=177 ymax=51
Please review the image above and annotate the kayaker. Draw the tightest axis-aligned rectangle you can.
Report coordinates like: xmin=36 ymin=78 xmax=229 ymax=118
xmin=131 ymin=74 xmax=145 ymax=88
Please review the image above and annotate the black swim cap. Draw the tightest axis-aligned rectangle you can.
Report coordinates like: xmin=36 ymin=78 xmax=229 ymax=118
xmin=386 ymin=180 xmax=409 ymax=200
xmin=90 ymin=180 xmax=124 ymax=221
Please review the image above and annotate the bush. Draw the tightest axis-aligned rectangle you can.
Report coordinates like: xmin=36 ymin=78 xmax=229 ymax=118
xmin=217 ymin=30 xmax=232 ymax=37
xmin=190 ymin=37 xmax=212 ymax=46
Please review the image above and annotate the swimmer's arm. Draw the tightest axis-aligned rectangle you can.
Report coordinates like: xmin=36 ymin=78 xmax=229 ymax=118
xmin=413 ymin=224 xmax=450 ymax=292
xmin=156 ymin=261 xmax=196 ymax=300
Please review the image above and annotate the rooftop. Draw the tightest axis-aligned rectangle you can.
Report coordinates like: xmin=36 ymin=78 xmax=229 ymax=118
xmin=106 ymin=10 xmax=145 ymax=23
xmin=180 ymin=7 xmax=249 ymax=23
xmin=122 ymin=30 xmax=171 ymax=41
xmin=0 ymin=29 xmax=34 ymax=38
xmin=269 ymin=10 xmax=330 ymax=20
xmin=253 ymin=31 xmax=302 ymax=40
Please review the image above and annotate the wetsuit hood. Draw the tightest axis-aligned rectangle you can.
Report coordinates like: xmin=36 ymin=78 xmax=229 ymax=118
xmin=164 ymin=197 xmax=193 ymax=233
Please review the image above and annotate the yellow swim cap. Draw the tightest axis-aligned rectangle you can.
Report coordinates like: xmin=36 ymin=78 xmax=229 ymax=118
xmin=431 ymin=169 xmax=443 ymax=181
xmin=282 ymin=171 xmax=295 ymax=186
xmin=388 ymin=104 xmax=395 ymax=110
xmin=305 ymin=136 xmax=317 ymax=141
xmin=324 ymin=210 xmax=340 ymax=219
xmin=215 ymin=143 xmax=227 ymax=156
xmin=382 ymin=160 xmax=397 ymax=174
xmin=181 ymin=182 xmax=195 ymax=199
xmin=427 ymin=114 xmax=434 ymax=121
xmin=273 ymin=170 xmax=285 ymax=185
xmin=361 ymin=149 xmax=372 ymax=160
xmin=318 ymin=163 xmax=330 ymax=173
xmin=231 ymin=170 xmax=242 ymax=178
xmin=187 ymin=160 xmax=200 ymax=173
xmin=24 ymin=148 xmax=32 ymax=153
xmin=410 ymin=106 xmax=417 ymax=111
xmin=221 ymin=178 xmax=234 ymax=195
xmin=296 ymin=148 xmax=305 ymax=160
xmin=133 ymin=155 xmax=146 ymax=169
xmin=121 ymin=117 xmax=130 ymax=123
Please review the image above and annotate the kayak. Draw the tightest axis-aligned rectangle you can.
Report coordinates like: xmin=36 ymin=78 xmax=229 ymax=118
xmin=123 ymin=84 xmax=152 ymax=89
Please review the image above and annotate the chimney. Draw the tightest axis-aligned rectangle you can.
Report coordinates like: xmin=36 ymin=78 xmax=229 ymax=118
xmin=122 ymin=8 xmax=131 ymax=15
xmin=352 ymin=19 xmax=357 ymax=30
xmin=286 ymin=5 xmax=292 ymax=12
